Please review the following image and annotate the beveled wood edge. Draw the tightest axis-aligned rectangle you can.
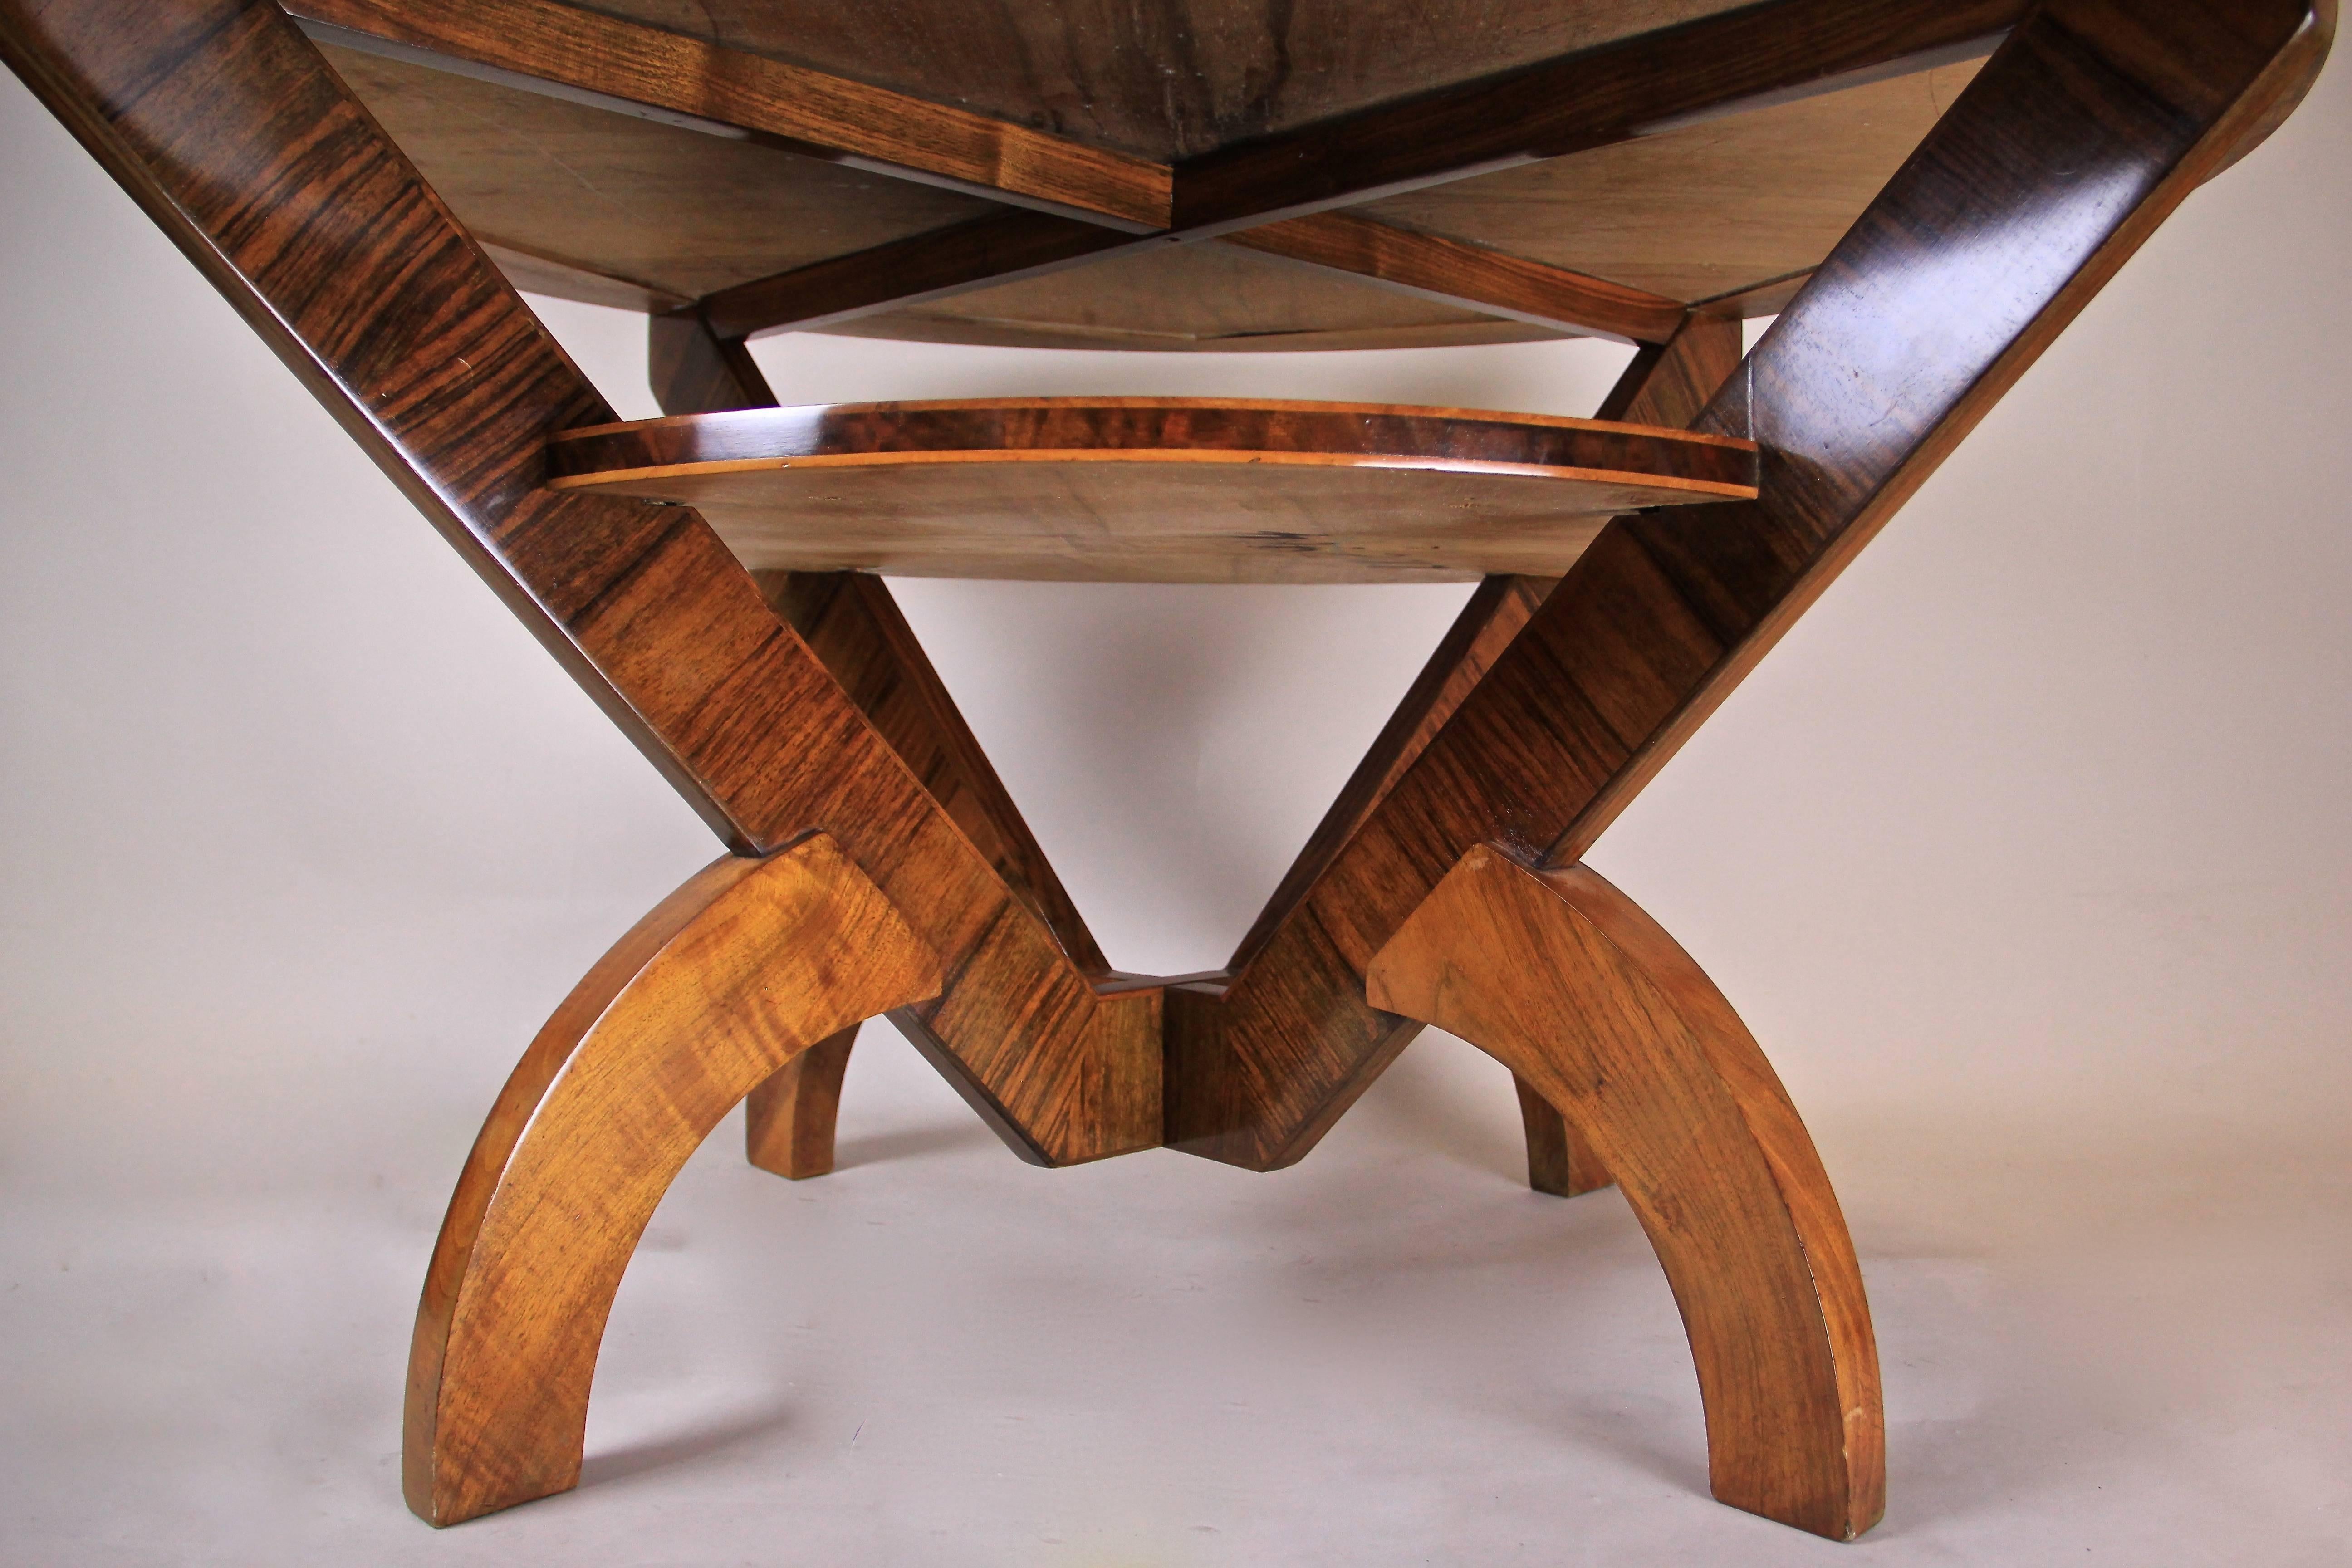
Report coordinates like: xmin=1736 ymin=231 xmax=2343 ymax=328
xmin=545 ymin=449 xmax=1759 ymax=506
xmin=479 ymin=236 xmax=690 ymax=314
xmin=1365 ymin=844 xmax=1881 ymax=1539
xmin=1221 ymin=211 xmax=1688 ymax=344
xmin=1160 ymin=0 xmax=2329 ymax=1176
xmin=758 ymin=569 xmax=1113 ymax=975
xmin=287 ymin=0 xmax=1171 ymax=229
xmin=288 ymin=1 xmax=2034 ymax=351
xmin=2 ymin=0 xmax=1170 ymax=1168
xmin=1690 ymin=268 xmax=1817 ymax=319
xmin=408 ymin=834 xmax=944 ymax=1525
xmin=553 ymin=396 xmax=1763 ymax=447
xmin=1544 ymin=0 xmax=2341 ymax=871
xmin=813 ymin=313 xmax=1567 ymax=354
xmin=1169 ymin=0 xmax=2025 ymax=231
xmin=703 ymin=209 xmax=1141 ymax=342
xmin=674 ymin=5 xmax=2027 ymax=344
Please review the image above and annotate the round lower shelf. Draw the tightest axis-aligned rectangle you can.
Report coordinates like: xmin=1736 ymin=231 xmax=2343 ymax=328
xmin=547 ymin=397 xmax=1757 ymax=583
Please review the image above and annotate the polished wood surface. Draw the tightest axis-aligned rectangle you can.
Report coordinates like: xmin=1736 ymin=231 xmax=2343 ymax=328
xmin=1516 ymin=1073 xmax=1611 ymax=1197
xmin=1236 ymin=575 xmax=1554 ymax=966
xmin=745 ymin=1023 xmax=862 ymax=1180
xmin=1164 ymin=0 xmax=2331 ymax=1171
xmin=814 ymin=233 xmax=1533 ymax=352
xmin=572 ymin=0 xmax=1758 ymax=162
xmin=1362 ymin=61 xmax=1984 ymax=305
xmin=1222 ymin=211 xmax=1686 ymax=344
xmin=696 ymin=208 xmax=1140 ymax=342
xmin=290 ymin=0 xmax=1171 ymax=227
xmin=295 ymin=0 xmax=2316 ymax=355
xmin=318 ymin=42 xmax=994 ymax=307
xmin=1595 ymin=311 xmax=1745 ymax=429
xmin=758 ymin=570 xmax=1107 ymax=971
xmin=6 ymin=0 xmax=2328 ymax=1538
xmin=1170 ymin=0 xmax=2023 ymax=230
xmin=546 ymin=398 xmax=1760 ymax=584
xmin=1368 ymin=846 xmax=1881 ymax=1539
xmin=648 ymin=308 xmax=779 ymax=414
xmin=296 ymin=0 xmax=2023 ymax=350
xmin=0 ymin=0 xmax=1161 ymax=1175
xmin=407 ymin=835 xmax=942 ymax=1524
xmin=1227 ymin=310 xmax=1741 ymax=1179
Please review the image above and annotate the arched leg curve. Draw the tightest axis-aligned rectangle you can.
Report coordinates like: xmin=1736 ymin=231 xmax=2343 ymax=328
xmin=1367 ymin=843 xmax=1881 ymax=1540
xmin=405 ymin=834 xmax=942 ymax=1527
xmin=746 ymin=1023 xmax=860 ymax=1179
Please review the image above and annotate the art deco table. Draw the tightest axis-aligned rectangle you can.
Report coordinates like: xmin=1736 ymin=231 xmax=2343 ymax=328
xmin=3 ymin=0 xmax=2330 ymax=1542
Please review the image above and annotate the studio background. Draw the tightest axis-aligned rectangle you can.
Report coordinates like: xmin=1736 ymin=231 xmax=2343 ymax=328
xmin=2 ymin=44 xmax=2346 ymax=1568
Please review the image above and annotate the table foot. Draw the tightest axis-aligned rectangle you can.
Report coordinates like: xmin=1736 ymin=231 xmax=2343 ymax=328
xmin=745 ymin=1024 xmax=860 ymax=1179
xmin=1368 ymin=844 xmax=1882 ymax=1540
xmin=1512 ymin=1073 xmax=1613 ymax=1197
xmin=403 ymin=836 xmax=941 ymax=1526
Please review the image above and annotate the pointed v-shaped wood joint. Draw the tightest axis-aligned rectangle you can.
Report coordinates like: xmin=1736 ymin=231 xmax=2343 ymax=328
xmin=0 ymin=0 xmax=1161 ymax=1169
xmin=1166 ymin=0 xmax=2336 ymax=1173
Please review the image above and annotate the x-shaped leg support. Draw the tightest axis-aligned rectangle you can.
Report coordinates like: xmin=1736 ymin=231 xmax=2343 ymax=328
xmin=4 ymin=0 xmax=2328 ymax=1540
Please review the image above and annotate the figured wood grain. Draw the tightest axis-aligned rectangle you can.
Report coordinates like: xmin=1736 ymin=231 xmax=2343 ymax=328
xmin=1361 ymin=61 xmax=1984 ymax=305
xmin=828 ymin=235 xmax=1535 ymax=352
xmin=319 ymin=43 xmax=993 ymax=307
xmin=0 ymin=0 xmax=1161 ymax=1176
xmin=640 ymin=343 xmax=1110 ymax=974
xmin=1235 ymin=574 xmax=1555 ymax=967
xmin=1368 ymin=846 xmax=1879 ymax=1537
xmin=287 ymin=0 xmax=1171 ymax=228
xmin=546 ymin=398 xmax=1760 ymax=585
xmin=407 ymin=835 xmax=941 ymax=1524
xmin=549 ymin=400 xmax=1757 ymax=485
xmin=1163 ymin=0 xmax=2332 ymax=1171
xmin=1230 ymin=298 xmax=1743 ymax=962
xmin=1231 ymin=317 xmax=1738 ymax=1167
xmin=1221 ymin=572 xmax=1604 ymax=1195
xmin=1220 ymin=211 xmax=1686 ymax=344
xmin=1595 ymin=312 xmax=1745 ymax=429
xmin=758 ymin=570 xmax=1108 ymax=972
xmin=745 ymin=1022 xmax=861 ymax=1180
xmin=671 ymin=4 xmax=2028 ymax=347
xmin=698 ymin=208 xmax=1146 ymax=341
xmin=1515 ymin=1073 xmax=1611 ymax=1196
xmin=573 ymin=0 xmax=1759 ymax=162
xmin=1171 ymin=0 xmax=2025 ymax=230
xmin=303 ymin=5 xmax=2021 ymax=350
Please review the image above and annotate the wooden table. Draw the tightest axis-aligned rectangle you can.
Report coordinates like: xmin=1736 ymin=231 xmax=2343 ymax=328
xmin=2 ymin=0 xmax=2331 ymax=1541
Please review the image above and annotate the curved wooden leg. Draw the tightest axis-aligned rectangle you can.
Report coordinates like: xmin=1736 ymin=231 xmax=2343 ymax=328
xmin=1512 ymin=1073 xmax=1612 ymax=1197
xmin=1367 ymin=844 xmax=1881 ymax=1540
xmin=745 ymin=1024 xmax=858 ymax=1179
xmin=406 ymin=834 xmax=941 ymax=1527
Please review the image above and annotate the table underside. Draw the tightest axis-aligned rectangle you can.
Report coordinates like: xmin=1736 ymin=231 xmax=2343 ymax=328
xmin=311 ymin=16 xmax=1981 ymax=351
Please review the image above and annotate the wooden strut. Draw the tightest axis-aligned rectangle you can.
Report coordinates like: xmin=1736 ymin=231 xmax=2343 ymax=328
xmin=1368 ymin=846 xmax=1881 ymax=1537
xmin=407 ymin=835 xmax=941 ymax=1524
xmin=1 ymin=0 xmax=2331 ymax=1542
